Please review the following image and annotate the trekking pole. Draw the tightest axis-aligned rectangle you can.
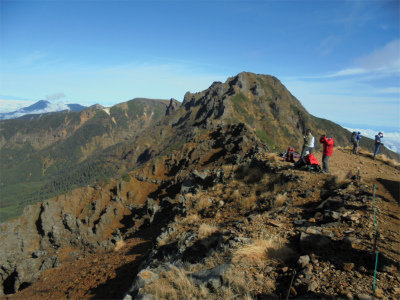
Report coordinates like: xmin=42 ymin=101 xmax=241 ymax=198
xmin=372 ymin=184 xmax=379 ymax=299
xmin=285 ymin=270 xmax=296 ymax=300
xmin=372 ymin=233 xmax=379 ymax=299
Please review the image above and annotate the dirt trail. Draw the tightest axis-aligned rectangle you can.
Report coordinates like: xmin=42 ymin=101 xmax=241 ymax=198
xmin=305 ymin=148 xmax=400 ymax=263
xmin=5 ymin=147 xmax=400 ymax=299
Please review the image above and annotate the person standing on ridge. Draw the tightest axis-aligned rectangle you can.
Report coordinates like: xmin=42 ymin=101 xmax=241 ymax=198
xmin=351 ymin=131 xmax=361 ymax=154
xmin=301 ymin=129 xmax=315 ymax=158
xmin=374 ymin=132 xmax=384 ymax=159
xmin=320 ymin=133 xmax=334 ymax=173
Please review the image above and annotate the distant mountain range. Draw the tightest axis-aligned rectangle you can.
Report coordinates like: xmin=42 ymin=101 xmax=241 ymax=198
xmin=0 ymin=100 xmax=87 ymax=120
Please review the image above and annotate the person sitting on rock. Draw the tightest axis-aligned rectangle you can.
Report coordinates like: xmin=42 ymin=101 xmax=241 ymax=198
xmin=374 ymin=132 xmax=384 ymax=159
xmin=301 ymin=129 xmax=315 ymax=158
xmin=320 ymin=134 xmax=334 ymax=173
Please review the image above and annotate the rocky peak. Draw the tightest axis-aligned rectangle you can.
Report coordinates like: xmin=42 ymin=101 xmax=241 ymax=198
xmin=166 ymin=98 xmax=181 ymax=116
xmin=89 ymin=104 xmax=105 ymax=110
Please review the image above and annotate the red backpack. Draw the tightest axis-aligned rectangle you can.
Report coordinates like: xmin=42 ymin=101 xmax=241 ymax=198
xmin=305 ymin=153 xmax=320 ymax=166
xmin=285 ymin=147 xmax=295 ymax=162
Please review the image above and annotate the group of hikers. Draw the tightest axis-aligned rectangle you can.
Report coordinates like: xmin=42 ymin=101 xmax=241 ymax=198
xmin=351 ymin=130 xmax=384 ymax=159
xmin=285 ymin=129 xmax=385 ymax=173
xmin=297 ymin=129 xmax=333 ymax=173
xmin=284 ymin=129 xmax=333 ymax=173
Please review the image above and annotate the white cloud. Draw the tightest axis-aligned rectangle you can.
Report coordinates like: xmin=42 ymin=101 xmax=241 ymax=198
xmin=378 ymin=87 xmax=400 ymax=94
xmin=282 ymin=77 xmax=400 ymax=128
xmin=356 ymin=39 xmax=400 ymax=71
xmin=283 ymin=38 xmax=400 ymax=129
xmin=0 ymin=102 xmax=72 ymax=119
xmin=307 ymin=39 xmax=400 ymax=80
xmin=0 ymin=99 xmax=36 ymax=113
xmin=323 ymin=68 xmax=368 ymax=78
xmin=46 ymin=93 xmax=66 ymax=101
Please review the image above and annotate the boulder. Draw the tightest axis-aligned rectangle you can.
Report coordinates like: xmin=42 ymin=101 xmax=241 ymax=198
xmin=14 ymin=258 xmax=43 ymax=292
xmin=299 ymin=232 xmax=332 ymax=251
xmin=297 ymin=255 xmax=310 ymax=268
xmin=189 ymin=264 xmax=231 ymax=290
xmin=125 ymin=269 xmax=159 ymax=298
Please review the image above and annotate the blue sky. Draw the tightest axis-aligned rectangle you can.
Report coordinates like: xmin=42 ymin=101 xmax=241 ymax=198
xmin=0 ymin=0 xmax=399 ymax=130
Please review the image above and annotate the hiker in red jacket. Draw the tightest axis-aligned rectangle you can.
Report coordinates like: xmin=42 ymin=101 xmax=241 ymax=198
xmin=320 ymin=134 xmax=334 ymax=173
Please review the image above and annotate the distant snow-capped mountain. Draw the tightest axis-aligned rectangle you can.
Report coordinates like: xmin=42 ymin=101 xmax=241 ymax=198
xmin=0 ymin=100 xmax=87 ymax=120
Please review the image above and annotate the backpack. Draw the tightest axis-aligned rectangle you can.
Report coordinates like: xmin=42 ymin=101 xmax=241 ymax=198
xmin=351 ymin=132 xmax=357 ymax=143
xmin=295 ymin=153 xmax=322 ymax=172
xmin=285 ymin=147 xmax=295 ymax=162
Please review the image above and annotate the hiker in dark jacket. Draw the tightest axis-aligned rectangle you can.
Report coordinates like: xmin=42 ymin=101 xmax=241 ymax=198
xmin=374 ymin=132 xmax=384 ymax=158
xmin=351 ymin=131 xmax=361 ymax=154
xmin=320 ymin=134 xmax=334 ymax=173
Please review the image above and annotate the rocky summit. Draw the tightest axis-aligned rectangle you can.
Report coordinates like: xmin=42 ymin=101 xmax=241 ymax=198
xmin=0 ymin=72 xmax=399 ymax=299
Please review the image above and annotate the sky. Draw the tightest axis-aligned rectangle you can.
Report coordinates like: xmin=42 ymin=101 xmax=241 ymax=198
xmin=0 ymin=0 xmax=399 ymax=131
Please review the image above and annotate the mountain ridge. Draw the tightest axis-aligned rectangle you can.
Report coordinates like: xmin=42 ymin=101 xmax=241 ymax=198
xmin=0 ymin=72 xmax=399 ymax=298
xmin=1 ymin=72 xmax=398 ymax=222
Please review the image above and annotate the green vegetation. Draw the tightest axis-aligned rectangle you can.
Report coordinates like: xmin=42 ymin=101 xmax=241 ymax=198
xmin=164 ymin=138 xmax=187 ymax=155
xmin=0 ymin=111 xmax=81 ymax=140
xmin=0 ymin=151 xmax=118 ymax=222
xmin=282 ymin=126 xmax=296 ymax=142
xmin=231 ymin=93 xmax=255 ymax=126
xmin=255 ymin=129 xmax=278 ymax=151
xmin=110 ymin=106 xmax=129 ymax=128
xmin=127 ymin=100 xmax=145 ymax=119
xmin=267 ymin=84 xmax=279 ymax=99
xmin=0 ymin=100 xmax=169 ymax=222
xmin=256 ymin=77 xmax=267 ymax=89
xmin=121 ymin=173 xmax=131 ymax=182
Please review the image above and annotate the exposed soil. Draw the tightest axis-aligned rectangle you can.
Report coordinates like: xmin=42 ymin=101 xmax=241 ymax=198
xmin=6 ymin=228 xmax=156 ymax=300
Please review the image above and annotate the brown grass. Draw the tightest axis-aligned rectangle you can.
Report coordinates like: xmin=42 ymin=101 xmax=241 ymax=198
xmin=144 ymin=266 xmax=206 ymax=300
xmin=357 ymin=149 xmax=400 ymax=168
xmin=231 ymin=188 xmax=241 ymax=200
xmin=113 ymin=239 xmax=125 ymax=251
xmin=180 ymin=213 xmax=200 ymax=225
xmin=238 ymin=194 xmax=258 ymax=211
xmin=274 ymin=193 xmax=287 ymax=207
xmin=198 ymin=223 xmax=219 ymax=239
xmin=220 ymin=269 xmax=254 ymax=299
xmin=144 ymin=264 xmax=257 ymax=300
xmin=377 ymin=154 xmax=400 ymax=168
xmin=196 ymin=196 xmax=212 ymax=211
xmin=232 ymin=238 xmax=275 ymax=266
xmin=233 ymin=237 xmax=294 ymax=266
xmin=265 ymin=152 xmax=279 ymax=163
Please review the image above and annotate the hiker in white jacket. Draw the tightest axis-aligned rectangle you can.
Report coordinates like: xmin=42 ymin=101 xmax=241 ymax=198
xmin=301 ymin=129 xmax=315 ymax=158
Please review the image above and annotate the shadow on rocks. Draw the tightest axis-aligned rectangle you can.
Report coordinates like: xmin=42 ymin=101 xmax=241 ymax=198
xmin=377 ymin=178 xmax=400 ymax=206
xmin=89 ymin=241 xmax=153 ymax=299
